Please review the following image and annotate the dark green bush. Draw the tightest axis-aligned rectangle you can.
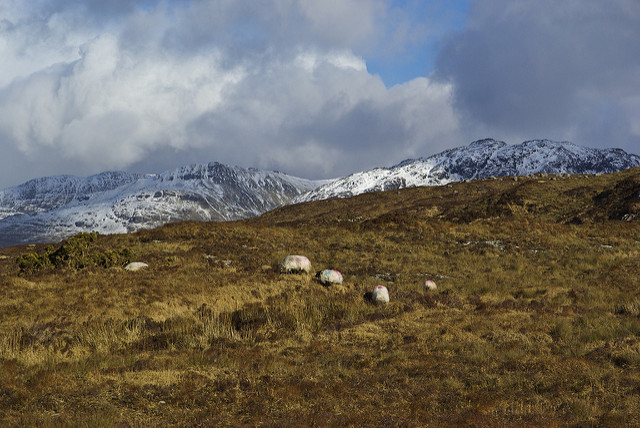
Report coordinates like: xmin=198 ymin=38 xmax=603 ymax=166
xmin=16 ymin=249 xmax=53 ymax=275
xmin=16 ymin=232 xmax=132 ymax=274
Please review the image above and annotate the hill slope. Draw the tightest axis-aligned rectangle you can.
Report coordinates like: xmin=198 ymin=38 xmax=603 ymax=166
xmin=0 ymin=168 xmax=639 ymax=426
xmin=261 ymin=167 xmax=640 ymax=227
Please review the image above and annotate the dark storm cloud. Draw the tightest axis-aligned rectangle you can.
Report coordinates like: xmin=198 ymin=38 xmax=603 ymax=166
xmin=434 ymin=0 xmax=640 ymax=152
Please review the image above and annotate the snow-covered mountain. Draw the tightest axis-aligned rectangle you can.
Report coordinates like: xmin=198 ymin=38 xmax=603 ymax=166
xmin=1 ymin=139 xmax=638 ymax=247
xmin=0 ymin=163 xmax=321 ymax=247
xmin=292 ymin=139 xmax=640 ymax=203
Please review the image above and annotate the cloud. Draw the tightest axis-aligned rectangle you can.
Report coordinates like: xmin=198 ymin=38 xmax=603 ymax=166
xmin=0 ymin=31 xmax=243 ymax=162
xmin=184 ymin=57 xmax=459 ymax=178
xmin=0 ymin=0 xmax=462 ymax=187
xmin=434 ymin=0 xmax=640 ymax=152
xmin=3 ymin=0 xmax=637 ymax=190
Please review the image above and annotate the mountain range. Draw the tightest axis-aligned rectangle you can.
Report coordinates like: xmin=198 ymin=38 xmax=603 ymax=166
xmin=1 ymin=139 xmax=638 ymax=247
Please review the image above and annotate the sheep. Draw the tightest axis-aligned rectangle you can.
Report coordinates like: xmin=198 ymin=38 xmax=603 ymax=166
xmin=424 ymin=279 xmax=437 ymax=291
xmin=279 ymin=255 xmax=312 ymax=274
xmin=124 ymin=262 xmax=148 ymax=272
xmin=372 ymin=285 xmax=390 ymax=304
xmin=316 ymin=269 xmax=343 ymax=286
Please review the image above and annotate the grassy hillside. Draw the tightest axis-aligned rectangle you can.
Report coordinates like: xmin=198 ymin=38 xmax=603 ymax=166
xmin=1 ymin=168 xmax=639 ymax=426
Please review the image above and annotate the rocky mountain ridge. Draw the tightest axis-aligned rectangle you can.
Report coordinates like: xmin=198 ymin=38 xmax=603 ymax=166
xmin=292 ymin=139 xmax=640 ymax=202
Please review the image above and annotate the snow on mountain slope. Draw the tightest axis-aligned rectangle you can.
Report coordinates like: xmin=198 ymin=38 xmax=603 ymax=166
xmin=0 ymin=171 xmax=142 ymax=220
xmin=293 ymin=139 xmax=640 ymax=203
xmin=0 ymin=162 xmax=321 ymax=247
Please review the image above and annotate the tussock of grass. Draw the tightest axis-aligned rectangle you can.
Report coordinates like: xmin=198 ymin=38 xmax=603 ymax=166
xmin=1 ymin=168 xmax=640 ymax=426
xmin=615 ymin=299 xmax=640 ymax=317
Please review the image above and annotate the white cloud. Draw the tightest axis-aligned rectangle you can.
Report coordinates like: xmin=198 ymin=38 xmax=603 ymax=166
xmin=0 ymin=31 xmax=246 ymax=167
xmin=0 ymin=0 xmax=464 ymax=187
xmin=294 ymin=50 xmax=367 ymax=73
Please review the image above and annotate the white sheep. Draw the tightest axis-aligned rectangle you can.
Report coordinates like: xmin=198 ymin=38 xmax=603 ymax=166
xmin=424 ymin=279 xmax=437 ymax=291
xmin=372 ymin=285 xmax=390 ymax=304
xmin=124 ymin=262 xmax=148 ymax=272
xmin=316 ymin=269 xmax=343 ymax=286
xmin=279 ymin=255 xmax=312 ymax=274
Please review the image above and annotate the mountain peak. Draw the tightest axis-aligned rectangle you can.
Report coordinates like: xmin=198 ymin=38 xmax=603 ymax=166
xmin=468 ymin=138 xmax=507 ymax=149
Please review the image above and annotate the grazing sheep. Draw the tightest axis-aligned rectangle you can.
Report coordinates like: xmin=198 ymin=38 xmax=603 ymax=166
xmin=316 ymin=269 xmax=343 ymax=286
xmin=279 ymin=255 xmax=312 ymax=274
xmin=124 ymin=262 xmax=148 ymax=272
xmin=424 ymin=280 xmax=437 ymax=291
xmin=372 ymin=285 xmax=390 ymax=304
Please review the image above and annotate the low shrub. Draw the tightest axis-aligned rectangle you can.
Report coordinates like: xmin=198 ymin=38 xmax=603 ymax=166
xmin=16 ymin=232 xmax=132 ymax=274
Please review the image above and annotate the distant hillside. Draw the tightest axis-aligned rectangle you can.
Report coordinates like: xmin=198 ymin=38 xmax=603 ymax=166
xmin=256 ymin=167 xmax=640 ymax=227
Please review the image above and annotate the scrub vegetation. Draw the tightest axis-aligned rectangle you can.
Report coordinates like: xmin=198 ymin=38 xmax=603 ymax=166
xmin=1 ymin=168 xmax=639 ymax=426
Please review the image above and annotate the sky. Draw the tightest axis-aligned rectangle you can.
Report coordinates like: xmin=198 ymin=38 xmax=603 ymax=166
xmin=0 ymin=0 xmax=638 ymax=188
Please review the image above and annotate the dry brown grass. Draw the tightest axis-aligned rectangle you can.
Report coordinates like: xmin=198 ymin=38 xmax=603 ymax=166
xmin=1 ymin=168 xmax=640 ymax=426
